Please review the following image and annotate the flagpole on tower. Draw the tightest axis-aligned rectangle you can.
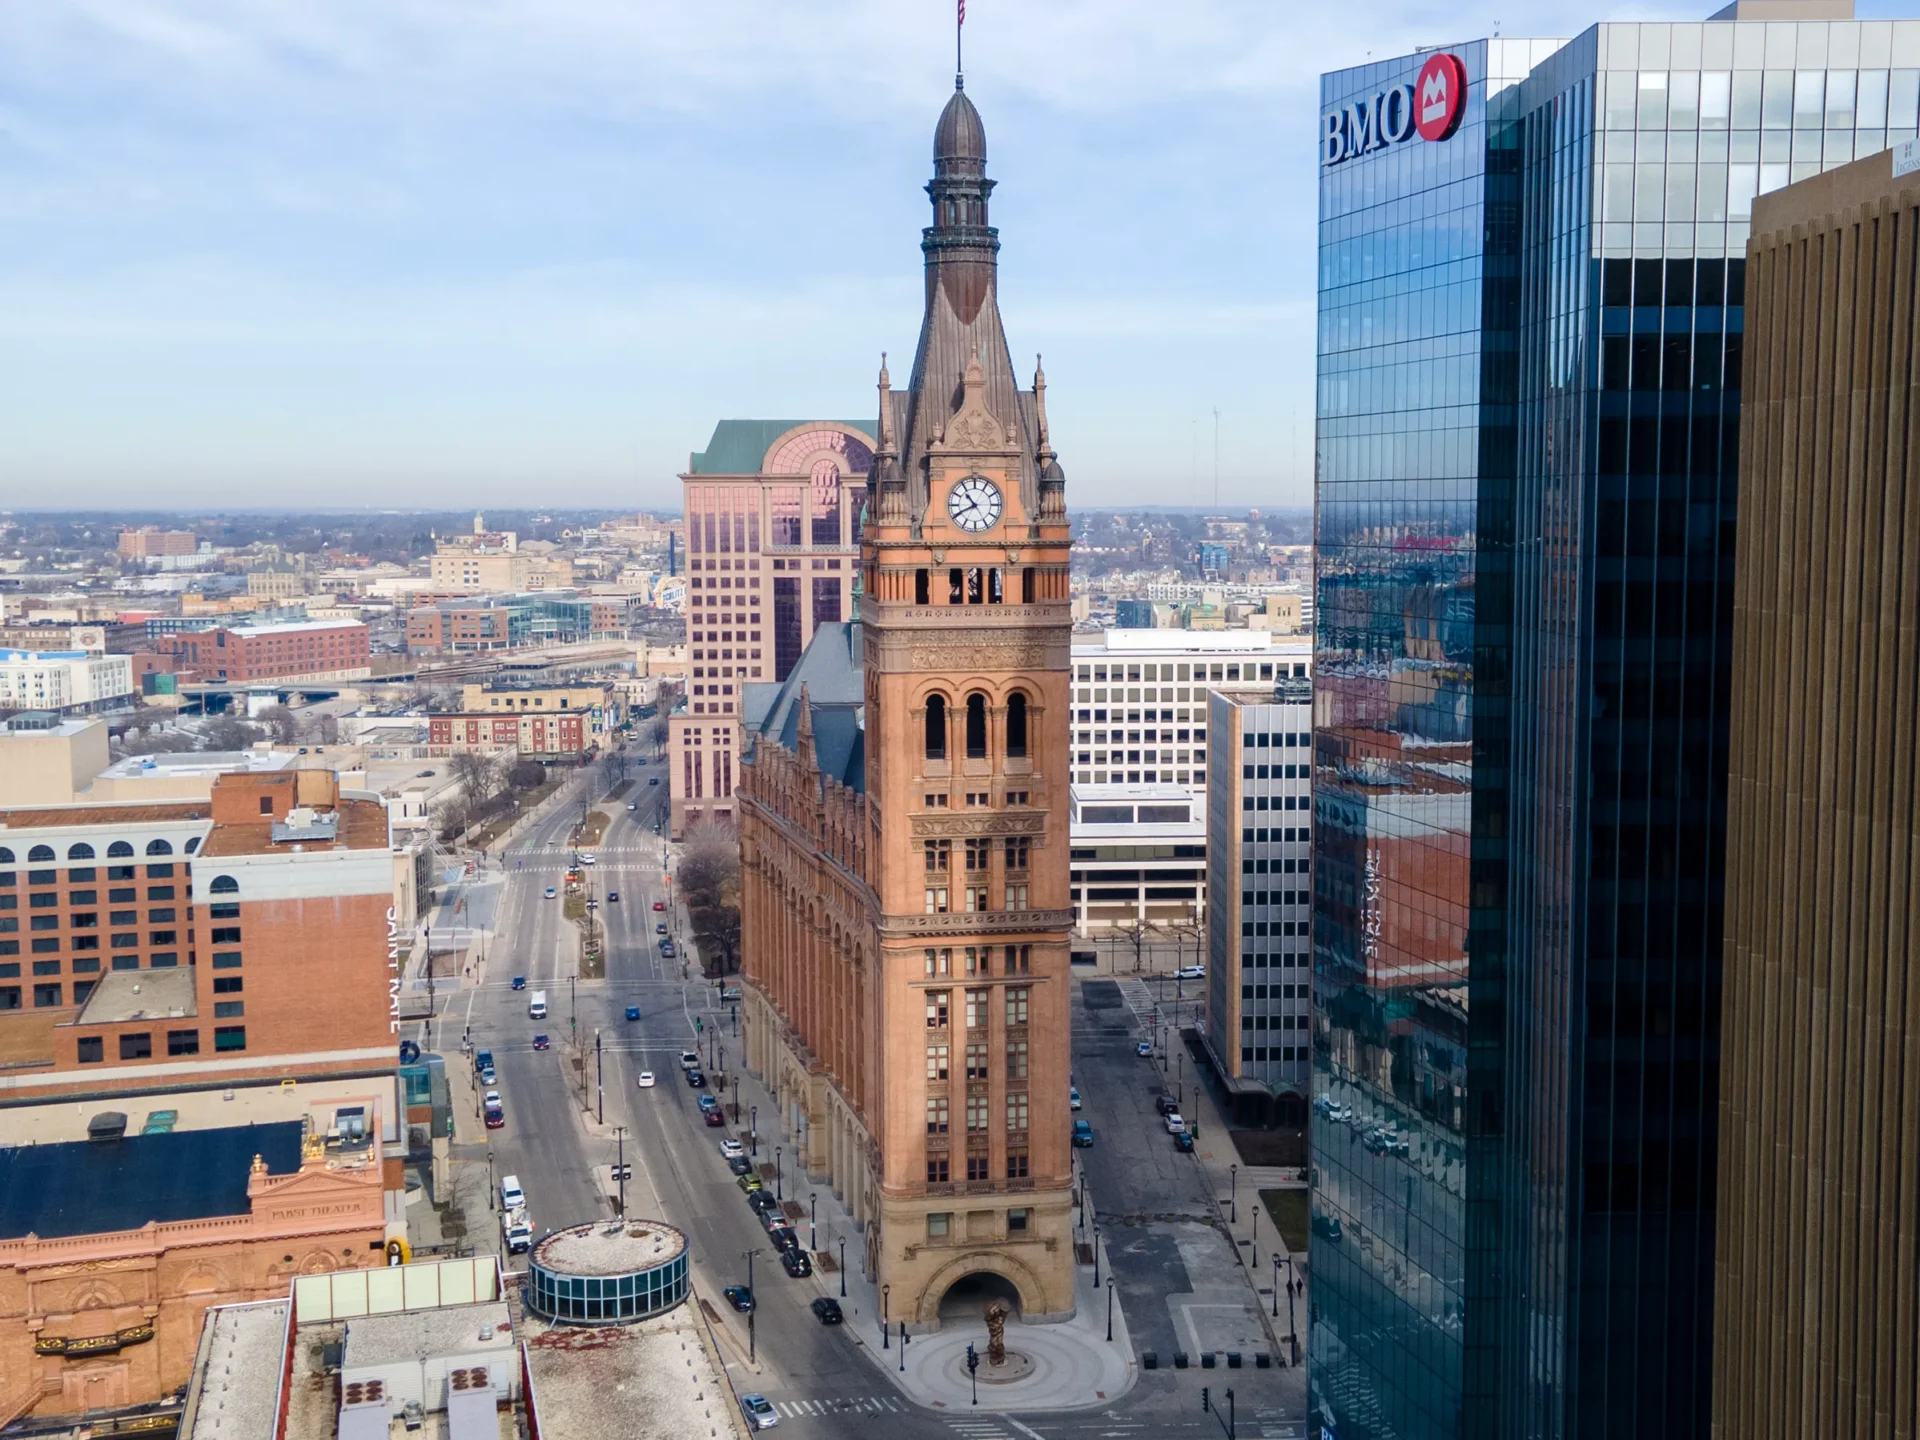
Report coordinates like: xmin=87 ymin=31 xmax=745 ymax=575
xmin=957 ymin=0 xmax=965 ymax=88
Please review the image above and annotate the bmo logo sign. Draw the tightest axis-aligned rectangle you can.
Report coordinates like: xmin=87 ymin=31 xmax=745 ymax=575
xmin=1322 ymin=52 xmax=1467 ymax=166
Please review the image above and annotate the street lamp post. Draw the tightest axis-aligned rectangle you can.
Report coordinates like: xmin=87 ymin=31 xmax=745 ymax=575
xmin=1229 ymin=1164 xmax=1239 ymax=1224
xmin=809 ymin=1192 xmax=817 ymax=1252
xmin=967 ymin=1342 xmax=979 ymax=1405
xmin=1106 ymin=1276 xmax=1114 ymax=1342
xmin=881 ymin=1284 xmax=890 ymax=1349
xmin=1092 ymin=1223 xmax=1101 ymax=1288
xmin=595 ymin=1028 xmax=604 ymax=1125
xmin=731 ymin=1075 xmax=740 ymax=1124
xmin=750 ymin=1106 xmax=758 ymax=1157
xmin=487 ymin=1149 xmax=495 ymax=1210
xmin=775 ymin=1146 xmax=782 ymax=1202
xmin=1272 ymin=1255 xmax=1281 ymax=1318
xmin=839 ymin=1237 xmax=847 ymax=1298
xmin=743 ymin=1250 xmax=757 ymax=1364
xmin=898 ymin=1321 xmax=908 ymax=1372
xmin=1282 ymin=1258 xmax=1299 ymax=1363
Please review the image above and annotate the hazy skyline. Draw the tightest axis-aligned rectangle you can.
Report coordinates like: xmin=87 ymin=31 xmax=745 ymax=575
xmin=3 ymin=0 xmax=1896 ymax=509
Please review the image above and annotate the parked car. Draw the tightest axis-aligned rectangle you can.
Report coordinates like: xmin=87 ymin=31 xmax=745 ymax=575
xmin=660 ymin=941 xmax=675 ymax=957
xmin=476 ymin=1052 xmax=497 ymax=1085
xmin=532 ymin=1034 xmax=550 ymax=1051
xmin=727 ymin=1154 xmax=755 ymax=1176
xmin=686 ymin=1069 xmax=707 ymax=1088
xmin=780 ymin=1245 xmax=811 ymax=1276
xmin=1136 ymin=1039 xmax=1154 ymax=1057
xmin=653 ymin=901 xmax=666 ymax=912
xmin=1165 ymin=1113 xmax=1187 ymax=1134
xmin=720 ymin=1138 xmax=745 ymax=1159
xmin=767 ymin=1225 xmax=800 ymax=1254
xmin=627 ymin=802 xmax=637 ymax=811
xmin=1069 ymin=1086 xmax=1082 ymax=1110
xmin=705 ymin=1107 xmax=727 ymax=1126
xmin=484 ymin=1105 xmax=505 ymax=1130
xmin=737 ymin=1174 xmax=764 ymax=1194
xmin=636 ymin=1071 xmax=656 ymax=1088
xmin=748 ymin=1191 xmax=779 ymax=1215
xmin=724 ymin=1287 xmax=756 ymax=1314
xmin=483 ymin=1090 xmax=502 ymax=1109
xmin=811 ymin=1297 xmax=844 ymax=1325
xmin=739 ymin=1393 xmax=777 ymax=1429
xmin=510 ymin=976 xmax=527 ymax=991
xmin=1072 ymin=1119 xmax=1095 ymax=1147
xmin=655 ymin=921 xmax=668 ymax=934
xmin=1156 ymin=1094 xmax=1181 ymax=1116
xmin=1173 ymin=965 xmax=1206 ymax=979
xmin=697 ymin=1094 xmax=720 ymax=1111
xmin=680 ymin=1051 xmax=701 ymax=1069
xmin=1173 ymin=1130 xmax=1195 ymax=1152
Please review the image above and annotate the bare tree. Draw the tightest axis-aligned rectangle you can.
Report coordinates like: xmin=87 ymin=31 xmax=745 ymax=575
xmin=256 ymin=704 xmax=300 ymax=745
xmin=305 ymin=712 xmax=341 ymax=746
xmin=678 ymin=819 xmax=742 ymax=975
xmin=199 ymin=715 xmax=263 ymax=752
xmin=447 ymin=749 xmax=503 ymax=807
xmin=647 ymin=716 xmax=671 ymax=757
xmin=507 ymin=759 xmax=546 ymax=791
xmin=115 ymin=724 xmax=199 ymax=758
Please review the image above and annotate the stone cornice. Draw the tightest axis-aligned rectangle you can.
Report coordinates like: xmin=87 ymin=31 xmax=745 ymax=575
xmin=876 ymin=908 xmax=1072 ymax=939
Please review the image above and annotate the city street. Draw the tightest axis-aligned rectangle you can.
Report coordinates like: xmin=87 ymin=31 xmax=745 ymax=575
xmin=414 ymin=747 xmax=1305 ymax=1440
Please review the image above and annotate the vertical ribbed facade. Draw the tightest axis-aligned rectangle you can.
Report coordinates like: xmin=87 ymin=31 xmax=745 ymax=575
xmin=1714 ymin=148 xmax=1920 ymax=1440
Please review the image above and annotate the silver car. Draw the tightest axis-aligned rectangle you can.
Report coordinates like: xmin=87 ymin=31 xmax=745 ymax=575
xmin=740 ymin=1394 xmax=779 ymax=1429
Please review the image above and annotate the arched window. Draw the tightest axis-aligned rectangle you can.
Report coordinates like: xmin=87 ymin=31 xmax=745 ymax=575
xmin=67 ymin=843 xmax=95 ymax=861
xmin=185 ymin=836 xmax=201 ymax=854
xmin=0 ymin=846 xmax=12 ymax=864
xmin=1006 ymin=692 xmax=1028 ymax=758
xmin=209 ymin=875 xmax=240 ymax=894
xmin=107 ymin=841 xmax=134 ymax=858
xmin=146 ymin=839 xmax=174 ymax=856
xmin=28 ymin=845 xmax=54 ymax=863
xmin=924 ymin=696 xmax=947 ymax=760
xmin=965 ymin=694 xmax=988 ymax=759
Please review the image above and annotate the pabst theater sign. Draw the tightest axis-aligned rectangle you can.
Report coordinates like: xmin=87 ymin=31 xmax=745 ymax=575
xmin=1322 ymin=52 xmax=1467 ymax=166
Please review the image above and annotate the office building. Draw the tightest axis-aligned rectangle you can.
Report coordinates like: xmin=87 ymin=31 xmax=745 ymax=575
xmin=1068 ymin=784 xmax=1206 ymax=935
xmin=667 ymin=418 xmax=874 ymax=836
xmin=0 ymin=651 xmax=133 ymax=715
xmin=428 ymin=708 xmax=593 ymax=759
xmin=156 ymin=620 xmax=370 ymax=684
xmin=0 ymin=715 xmax=112 ymax=806
xmin=1313 ymin=8 xmax=1915 ymax=1436
xmin=0 ymin=769 xmax=398 ymax=1102
xmin=1712 ymin=145 xmax=1920 ymax=1440
xmin=116 ymin=528 xmax=198 ymax=560
xmin=1203 ymin=681 xmax=1313 ymax=1123
xmin=426 ymin=548 xmax=574 ymax=593
xmin=737 ymin=75 xmax=1077 ymax=1327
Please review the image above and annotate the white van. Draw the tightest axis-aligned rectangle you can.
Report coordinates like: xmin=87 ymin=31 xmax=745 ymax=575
xmin=528 ymin=991 xmax=548 ymax=1019
xmin=500 ymin=1174 xmax=525 ymax=1212
xmin=501 ymin=1212 xmax=532 ymax=1255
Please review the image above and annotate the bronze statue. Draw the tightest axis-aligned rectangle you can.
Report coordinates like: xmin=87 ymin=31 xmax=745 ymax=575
xmin=985 ymin=1299 xmax=1011 ymax=1365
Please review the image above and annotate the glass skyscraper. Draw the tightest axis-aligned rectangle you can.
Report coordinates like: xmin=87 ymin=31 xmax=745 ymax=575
xmin=1311 ymin=11 xmax=1920 ymax=1439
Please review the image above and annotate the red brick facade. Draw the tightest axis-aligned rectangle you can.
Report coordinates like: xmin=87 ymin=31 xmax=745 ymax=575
xmin=429 ymin=712 xmax=589 ymax=758
xmin=156 ymin=622 xmax=369 ymax=683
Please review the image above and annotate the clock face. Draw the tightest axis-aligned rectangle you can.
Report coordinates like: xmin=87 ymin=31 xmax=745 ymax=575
xmin=947 ymin=476 xmax=1003 ymax=533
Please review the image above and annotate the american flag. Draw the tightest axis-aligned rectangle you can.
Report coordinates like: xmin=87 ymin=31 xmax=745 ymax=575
xmin=958 ymin=0 xmax=965 ymax=25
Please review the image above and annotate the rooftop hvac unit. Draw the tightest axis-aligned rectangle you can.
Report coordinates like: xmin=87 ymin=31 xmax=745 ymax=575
xmin=338 ymin=1377 xmax=388 ymax=1440
xmin=446 ymin=1368 xmax=496 ymax=1440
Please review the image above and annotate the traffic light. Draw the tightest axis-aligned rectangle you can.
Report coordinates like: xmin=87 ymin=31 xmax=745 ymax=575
xmin=696 ymin=1018 xmax=704 ymax=1033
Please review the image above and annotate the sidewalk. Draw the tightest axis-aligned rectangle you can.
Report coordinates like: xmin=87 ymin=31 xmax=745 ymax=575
xmin=725 ymin=1056 xmax=1139 ymax=1411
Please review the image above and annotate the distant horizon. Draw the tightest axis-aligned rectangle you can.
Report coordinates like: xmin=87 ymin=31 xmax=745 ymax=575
xmin=3 ymin=501 xmax=1316 ymax=521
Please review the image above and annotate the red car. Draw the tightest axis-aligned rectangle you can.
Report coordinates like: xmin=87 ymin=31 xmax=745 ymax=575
xmin=653 ymin=901 xmax=666 ymax=912
xmin=484 ymin=1106 xmax=505 ymax=1130
xmin=704 ymin=1109 xmax=727 ymax=1127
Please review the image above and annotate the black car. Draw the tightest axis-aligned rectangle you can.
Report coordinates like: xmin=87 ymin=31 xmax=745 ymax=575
xmin=748 ymin=1190 xmax=780 ymax=1214
xmin=767 ymin=1225 xmax=800 ymax=1253
xmin=781 ymin=1247 xmax=813 ymax=1277
xmin=686 ymin=1069 xmax=707 ymax=1088
xmin=811 ymin=1296 xmax=843 ymax=1324
xmin=723 ymin=1286 xmax=755 ymax=1313
xmin=607 ymin=891 xmax=619 ymax=902
xmin=1155 ymin=1094 xmax=1181 ymax=1116
xmin=727 ymin=1154 xmax=754 ymax=1176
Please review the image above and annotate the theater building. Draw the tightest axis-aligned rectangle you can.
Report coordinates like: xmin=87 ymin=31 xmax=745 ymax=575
xmin=737 ymin=76 xmax=1077 ymax=1328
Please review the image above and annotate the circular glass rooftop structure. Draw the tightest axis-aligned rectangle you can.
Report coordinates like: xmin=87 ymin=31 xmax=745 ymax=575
xmin=525 ymin=1219 xmax=690 ymax=1323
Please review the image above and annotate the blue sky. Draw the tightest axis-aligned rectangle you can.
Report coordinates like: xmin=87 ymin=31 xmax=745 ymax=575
xmin=0 ymin=1 xmax=1907 ymax=511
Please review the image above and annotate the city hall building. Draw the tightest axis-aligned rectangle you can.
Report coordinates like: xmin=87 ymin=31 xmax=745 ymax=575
xmin=1311 ymin=5 xmax=1919 ymax=1437
xmin=736 ymin=76 xmax=1077 ymax=1328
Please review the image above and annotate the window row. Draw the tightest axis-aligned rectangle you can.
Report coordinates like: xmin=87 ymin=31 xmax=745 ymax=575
xmin=923 ymin=987 xmax=1032 ymax=1029
xmin=912 ymin=566 xmax=1040 ymax=606
xmin=925 ymin=1038 xmax=1031 ymax=1080
xmin=927 ymin=1156 xmax=1031 ymax=1183
xmin=922 ymin=945 xmax=1033 ymax=977
xmin=922 ymin=838 xmax=1032 ymax=873
xmin=924 ymin=1092 xmax=1032 ymax=1134
xmin=75 ymin=1026 xmax=247 ymax=1061
xmin=1 ymin=864 xmax=180 ymax=886
xmin=0 ymin=839 xmax=197 ymax=863
xmin=922 ymin=885 xmax=1032 ymax=914
xmin=923 ymin=692 xmax=1030 ymax=761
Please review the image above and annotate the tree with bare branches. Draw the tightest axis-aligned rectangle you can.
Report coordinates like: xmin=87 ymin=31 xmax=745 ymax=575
xmin=678 ymin=819 xmax=742 ymax=975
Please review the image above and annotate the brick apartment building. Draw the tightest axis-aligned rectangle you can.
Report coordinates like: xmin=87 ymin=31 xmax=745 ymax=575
xmin=156 ymin=620 xmax=370 ymax=683
xmin=428 ymin=711 xmax=591 ymax=760
xmin=0 ymin=769 xmax=399 ymax=1102
xmin=116 ymin=529 xmax=197 ymax=560
xmin=405 ymin=601 xmax=514 ymax=653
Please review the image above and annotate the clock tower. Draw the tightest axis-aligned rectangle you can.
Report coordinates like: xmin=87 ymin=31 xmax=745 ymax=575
xmin=859 ymin=74 xmax=1077 ymax=1326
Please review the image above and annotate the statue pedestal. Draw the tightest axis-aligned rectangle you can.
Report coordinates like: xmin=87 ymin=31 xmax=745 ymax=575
xmin=954 ymin=1349 xmax=1036 ymax=1385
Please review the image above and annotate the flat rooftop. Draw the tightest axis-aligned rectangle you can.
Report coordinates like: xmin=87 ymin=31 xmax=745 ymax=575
xmin=0 ymin=1076 xmax=398 ymax=1147
xmin=98 ymin=749 xmax=296 ymax=780
xmin=229 ymin=620 xmax=365 ymax=637
xmin=532 ymin=1220 xmax=688 ymax=1277
xmin=183 ymin=1300 xmax=290 ymax=1440
xmin=0 ymin=1120 xmax=302 ymax=1239
xmin=198 ymin=796 xmax=388 ymax=856
xmin=342 ymin=1301 xmax=514 ymax=1370
xmin=521 ymin=1303 xmax=744 ymax=1439
xmin=0 ymin=801 xmax=207 ymax=829
xmin=73 ymin=966 xmax=197 ymax=1024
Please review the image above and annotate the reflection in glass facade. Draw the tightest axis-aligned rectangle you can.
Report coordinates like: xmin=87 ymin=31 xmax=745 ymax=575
xmin=1313 ymin=16 xmax=1920 ymax=1440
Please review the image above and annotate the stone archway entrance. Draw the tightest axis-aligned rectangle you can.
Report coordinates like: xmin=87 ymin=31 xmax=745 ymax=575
xmin=937 ymin=1270 xmax=1023 ymax=1324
